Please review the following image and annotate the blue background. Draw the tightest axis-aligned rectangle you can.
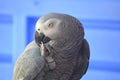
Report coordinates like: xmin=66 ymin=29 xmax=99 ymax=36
xmin=0 ymin=0 xmax=120 ymax=80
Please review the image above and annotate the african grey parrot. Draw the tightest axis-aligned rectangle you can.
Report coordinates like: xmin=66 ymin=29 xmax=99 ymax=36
xmin=13 ymin=13 xmax=90 ymax=80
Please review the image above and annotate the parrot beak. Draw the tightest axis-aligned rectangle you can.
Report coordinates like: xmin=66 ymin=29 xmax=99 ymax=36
xmin=35 ymin=31 xmax=51 ymax=45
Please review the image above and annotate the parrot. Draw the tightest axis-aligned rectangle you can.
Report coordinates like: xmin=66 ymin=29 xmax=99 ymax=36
xmin=13 ymin=13 xmax=90 ymax=80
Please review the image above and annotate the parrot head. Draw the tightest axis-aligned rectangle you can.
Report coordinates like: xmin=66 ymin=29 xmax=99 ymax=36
xmin=35 ymin=13 xmax=84 ymax=48
xmin=35 ymin=18 xmax=64 ymax=46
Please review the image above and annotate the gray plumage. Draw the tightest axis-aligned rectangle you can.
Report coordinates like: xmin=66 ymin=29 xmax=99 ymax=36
xmin=13 ymin=13 xmax=90 ymax=80
xmin=13 ymin=41 xmax=48 ymax=80
xmin=35 ymin=13 xmax=90 ymax=80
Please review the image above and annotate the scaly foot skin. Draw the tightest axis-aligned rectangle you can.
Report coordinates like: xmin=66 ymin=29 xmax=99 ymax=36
xmin=40 ymin=42 xmax=56 ymax=70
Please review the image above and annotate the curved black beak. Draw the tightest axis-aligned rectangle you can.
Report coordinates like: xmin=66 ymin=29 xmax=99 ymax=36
xmin=35 ymin=31 xmax=51 ymax=45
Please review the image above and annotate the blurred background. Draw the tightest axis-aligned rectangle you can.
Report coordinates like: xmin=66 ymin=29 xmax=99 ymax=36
xmin=0 ymin=0 xmax=120 ymax=80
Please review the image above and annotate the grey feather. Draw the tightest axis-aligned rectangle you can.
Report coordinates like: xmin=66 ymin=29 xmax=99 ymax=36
xmin=69 ymin=39 xmax=90 ymax=80
xmin=13 ymin=41 xmax=45 ymax=80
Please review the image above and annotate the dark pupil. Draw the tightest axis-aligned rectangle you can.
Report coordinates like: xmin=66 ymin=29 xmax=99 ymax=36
xmin=49 ymin=23 xmax=53 ymax=27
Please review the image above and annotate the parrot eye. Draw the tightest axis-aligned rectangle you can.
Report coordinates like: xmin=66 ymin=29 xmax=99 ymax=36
xmin=48 ymin=23 xmax=54 ymax=28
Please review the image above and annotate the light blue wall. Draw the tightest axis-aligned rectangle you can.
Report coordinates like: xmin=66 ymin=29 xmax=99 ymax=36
xmin=0 ymin=0 xmax=120 ymax=80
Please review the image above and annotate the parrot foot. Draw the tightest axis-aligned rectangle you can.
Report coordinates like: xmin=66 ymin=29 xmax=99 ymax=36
xmin=40 ymin=42 xmax=56 ymax=70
